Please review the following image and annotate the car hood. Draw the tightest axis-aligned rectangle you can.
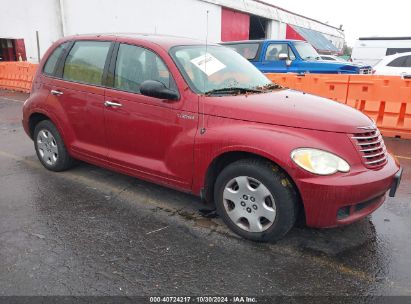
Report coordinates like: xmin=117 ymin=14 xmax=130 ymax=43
xmin=203 ymin=89 xmax=374 ymax=133
xmin=305 ymin=59 xmax=370 ymax=69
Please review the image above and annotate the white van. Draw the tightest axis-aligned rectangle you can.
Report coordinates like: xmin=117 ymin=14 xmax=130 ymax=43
xmin=351 ymin=37 xmax=411 ymax=66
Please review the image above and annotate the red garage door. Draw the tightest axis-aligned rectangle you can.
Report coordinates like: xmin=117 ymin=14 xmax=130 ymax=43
xmin=0 ymin=38 xmax=27 ymax=61
xmin=221 ymin=8 xmax=250 ymax=42
xmin=14 ymin=39 xmax=27 ymax=61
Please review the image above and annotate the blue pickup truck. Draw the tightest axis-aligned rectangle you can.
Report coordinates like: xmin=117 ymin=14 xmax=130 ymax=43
xmin=222 ymin=40 xmax=372 ymax=74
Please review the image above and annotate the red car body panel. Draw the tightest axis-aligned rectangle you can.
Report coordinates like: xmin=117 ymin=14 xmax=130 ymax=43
xmin=52 ymin=79 xmax=107 ymax=160
xmin=200 ymin=90 xmax=374 ymax=133
xmin=104 ymin=87 xmax=198 ymax=189
xmin=22 ymin=34 xmax=401 ymax=228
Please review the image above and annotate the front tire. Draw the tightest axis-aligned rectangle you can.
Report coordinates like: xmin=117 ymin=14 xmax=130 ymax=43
xmin=34 ymin=120 xmax=74 ymax=172
xmin=214 ymin=159 xmax=299 ymax=242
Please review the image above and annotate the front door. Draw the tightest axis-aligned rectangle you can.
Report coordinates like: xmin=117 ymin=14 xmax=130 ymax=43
xmin=104 ymin=43 xmax=197 ymax=190
xmin=256 ymin=43 xmax=296 ymax=73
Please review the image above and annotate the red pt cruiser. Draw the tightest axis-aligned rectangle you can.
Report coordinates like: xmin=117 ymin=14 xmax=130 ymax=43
xmin=22 ymin=34 xmax=402 ymax=242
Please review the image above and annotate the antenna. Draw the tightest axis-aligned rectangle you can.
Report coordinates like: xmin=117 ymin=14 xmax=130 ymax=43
xmin=200 ymin=10 xmax=209 ymax=135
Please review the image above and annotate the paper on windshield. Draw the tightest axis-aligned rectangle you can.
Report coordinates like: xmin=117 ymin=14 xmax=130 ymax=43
xmin=190 ymin=53 xmax=226 ymax=76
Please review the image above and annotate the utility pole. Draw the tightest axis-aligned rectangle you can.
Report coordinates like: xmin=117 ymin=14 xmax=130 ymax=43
xmin=58 ymin=0 xmax=66 ymax=37
xmin=36 ymin=30 xmax=41 ymax=63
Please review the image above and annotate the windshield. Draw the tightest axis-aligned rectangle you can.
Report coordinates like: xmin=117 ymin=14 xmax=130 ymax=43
xmin=294 ymin=42 xmax=320 ymax=60
xmin=170 ymin=45 xmax=272 ymax=94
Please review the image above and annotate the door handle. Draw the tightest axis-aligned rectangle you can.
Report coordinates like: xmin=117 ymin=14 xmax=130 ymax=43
xmin=104 ymin=100 xmax=122 ymax=107
xmin=50 ymin=89 xmax=63 ymax=96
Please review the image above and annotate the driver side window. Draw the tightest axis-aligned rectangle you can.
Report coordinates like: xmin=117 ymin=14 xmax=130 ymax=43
xmin=114 ymin=44 xmax=176 ymax=94
xmin=264 ymin=44 xmax=295 ymax=61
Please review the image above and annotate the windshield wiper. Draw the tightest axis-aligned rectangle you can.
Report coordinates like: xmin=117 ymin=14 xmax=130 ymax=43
xmin=256 ymin=83 xmax=283 ymax=91
xmin=204 ymin=87 xmax=263 ymax=96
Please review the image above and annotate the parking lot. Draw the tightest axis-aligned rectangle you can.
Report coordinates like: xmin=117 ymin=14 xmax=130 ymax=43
xmin=0 ymin=89 xmax=410 ymax=296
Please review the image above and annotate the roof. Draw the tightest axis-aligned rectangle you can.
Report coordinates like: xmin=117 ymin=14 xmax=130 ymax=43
xmin=253 ymin=0 xmax=343 ymax=31
xmin=221 ymin=38 xmax=339 ymax=53
xmin=221 ymin=39 xmax=302 ymax=44
xmin=290 ymin=25 xmax=339 ymax=53
xmin=63 ymin=33 xmax=211 ymax=50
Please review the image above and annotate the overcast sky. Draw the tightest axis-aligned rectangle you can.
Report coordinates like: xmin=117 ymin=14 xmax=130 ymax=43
xmin=262 ymin=0 xmax=410 ymax=46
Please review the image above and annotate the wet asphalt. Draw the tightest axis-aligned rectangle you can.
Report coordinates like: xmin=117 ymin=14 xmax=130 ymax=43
xmin=0 ymin=90 xmax=410 ymax=297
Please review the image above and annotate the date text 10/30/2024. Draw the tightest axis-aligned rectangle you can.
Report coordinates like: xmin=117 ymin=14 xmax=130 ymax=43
xmin=149 ymin=296 xmax=257 ymax=303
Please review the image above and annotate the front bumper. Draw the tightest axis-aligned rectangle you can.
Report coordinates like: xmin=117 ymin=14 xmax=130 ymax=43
xmin=297 ymin=154 xmax=401 ymax=228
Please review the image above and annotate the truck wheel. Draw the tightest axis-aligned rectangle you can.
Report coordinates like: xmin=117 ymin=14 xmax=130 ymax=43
xmin=214 ymin=159 xmax=298 ymax=242
xmin=34 ymin=120 xmax=74 ymax=172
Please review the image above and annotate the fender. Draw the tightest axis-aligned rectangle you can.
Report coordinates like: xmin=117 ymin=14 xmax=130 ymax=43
xmin=191 ymin=116 xmax=360 ymax=197
xmin=192 ymin=118 xmax=307 ymax=196
xmin=26 ymin=104 xmax=72 ymax=151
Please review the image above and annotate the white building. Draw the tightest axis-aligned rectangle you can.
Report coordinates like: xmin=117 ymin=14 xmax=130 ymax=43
xmin=0 ymin=0 xmax=345 ymax=63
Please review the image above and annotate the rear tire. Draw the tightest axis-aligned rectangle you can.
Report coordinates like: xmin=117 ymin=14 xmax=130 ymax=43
xmin=34 ymin=120 xmax=74 ymax=172
xmin=214 ymin=159 xmax=298 ymax=242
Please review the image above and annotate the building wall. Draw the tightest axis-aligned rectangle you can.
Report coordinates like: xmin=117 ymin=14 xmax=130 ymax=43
xmin=1 ymin=0 xmax=221 ymax=63
xmin=61 ymin=0 xmax=221 ymax=42
xmin=0 ymin=0 xmax=63 ymax=62
xmin=266 ymin=20 xmax=287 ymax=39
xmin=0 ymin=0 xmax=343 ymax=62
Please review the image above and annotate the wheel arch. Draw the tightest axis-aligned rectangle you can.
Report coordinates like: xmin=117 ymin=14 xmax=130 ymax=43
xmin=202 ymin=149 xmax=305 ymax=223
xmin=28 ymin=112 xmax=51 ymax=139
xmin=28 ymin=111 xmax=69 ymax=146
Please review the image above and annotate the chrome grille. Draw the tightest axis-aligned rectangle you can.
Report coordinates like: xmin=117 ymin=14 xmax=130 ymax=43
xmin=351 ymin=128 xmax=387 ymax=168
xmin=359 ymin=68 xmax=372 ymax=74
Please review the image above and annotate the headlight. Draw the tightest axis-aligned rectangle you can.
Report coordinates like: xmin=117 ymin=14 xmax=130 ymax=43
xmin=291 ymin=148 xmax=350 ymax=175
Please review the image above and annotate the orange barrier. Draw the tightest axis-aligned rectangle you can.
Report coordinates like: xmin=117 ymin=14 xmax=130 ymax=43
xmin=268 ymin=73 xmax=351 ymax=103
xmin=0 ymin=62 xmax=38 ymax=93
xmin=267 ymin=73 xmax=411 ymax=139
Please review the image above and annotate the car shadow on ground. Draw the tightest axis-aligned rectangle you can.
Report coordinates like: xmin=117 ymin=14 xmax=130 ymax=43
xmin=43 ymin=157 xmax=381 ymax=257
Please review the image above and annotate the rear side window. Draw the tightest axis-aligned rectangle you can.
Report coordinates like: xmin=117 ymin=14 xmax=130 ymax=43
xmin=114 ymin=44 xmax=174 ymax=94
xmin=63 ymin=41 xmax=111 ymax=86
xmin=387 ymin=56 xmax=407 ymax=67
xmin=43 ymin=42 xmax=69 ymax=76
xmin=225 ymin=43 xmax=260 ymax=60
xmin=386 ymin=48 xmax=411 ymax=56
xmin=405 ymin=56 xmax=411 ymax=67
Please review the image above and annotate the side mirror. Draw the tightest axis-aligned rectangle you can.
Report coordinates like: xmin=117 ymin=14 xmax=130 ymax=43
xmin=140 ymin=80 xmax=179 ymax=101
xmin=278 ymin=53 xmax=288 ymax=60
xmin=278 ymin=53 xmax=292 ymax=66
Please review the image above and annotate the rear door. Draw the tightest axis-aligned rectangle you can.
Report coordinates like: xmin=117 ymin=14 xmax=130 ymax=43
xmin=104 ymin=43 xmax=197 ymax=190
xmin=50 ymin=40 xmax=113 ymax=161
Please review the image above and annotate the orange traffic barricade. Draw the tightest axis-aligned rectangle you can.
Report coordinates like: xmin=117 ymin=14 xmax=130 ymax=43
xmin=267 ymin=73 xmax=411 ymax=139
